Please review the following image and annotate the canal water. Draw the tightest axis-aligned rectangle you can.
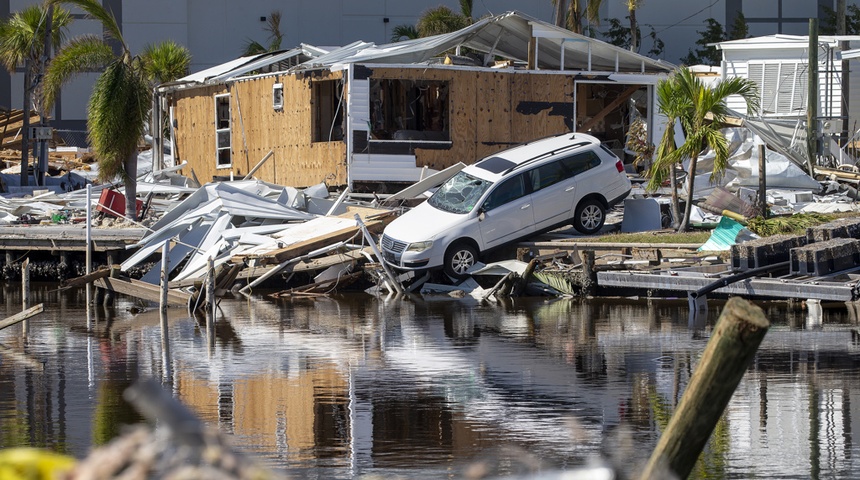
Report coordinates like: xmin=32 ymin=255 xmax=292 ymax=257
xmin=1 ymin=285 xmax=860 ymax=479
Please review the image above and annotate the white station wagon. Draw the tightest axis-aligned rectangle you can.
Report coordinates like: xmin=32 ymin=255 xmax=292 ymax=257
xmin=380 ymin=132 xmax=632 ymax=278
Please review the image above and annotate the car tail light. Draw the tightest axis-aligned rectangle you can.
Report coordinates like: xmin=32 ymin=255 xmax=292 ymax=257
xmin=615 ymin=160 xmax=624 ymax=173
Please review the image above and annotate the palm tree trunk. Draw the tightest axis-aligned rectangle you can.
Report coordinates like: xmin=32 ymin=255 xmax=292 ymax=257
xmin=628 ymin=7 xmax=639 ymax=52
xmin=670 ymin=166 xmax=681 ymax=229
xmin=124 ymin=152 xmax=138 ymax=221
xmin=554 ymin=0 xmax=567 ymax=27
xmin=679 ymin=153 xmax=699 ymax=232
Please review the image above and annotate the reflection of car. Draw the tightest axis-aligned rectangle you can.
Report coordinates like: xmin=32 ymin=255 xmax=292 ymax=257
xmin=380 ymin=132 xmax=632 ymax=278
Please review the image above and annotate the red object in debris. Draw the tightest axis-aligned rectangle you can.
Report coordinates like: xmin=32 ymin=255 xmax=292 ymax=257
xmin=97 ymin=189 xmax=143 ymax=218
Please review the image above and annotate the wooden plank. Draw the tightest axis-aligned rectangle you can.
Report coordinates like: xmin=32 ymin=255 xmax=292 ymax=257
xmin=95 ymin=277 xmax=190 ymax=307
xmin=60 ymin=266 xmax=113 ymax=288
xmin=0 ymin=304 xmax=44 ymax=331
xmin=249 ymin=219 xmax=387 ymax=265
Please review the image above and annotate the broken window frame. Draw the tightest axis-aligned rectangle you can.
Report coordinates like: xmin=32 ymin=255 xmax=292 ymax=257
xmin=214 ymin=93 xmax=232 ymax=168
xmin=312 ymin=79 xmax=345 ymax=143
xmin=369 ymin=78 xmax=451 ymax=143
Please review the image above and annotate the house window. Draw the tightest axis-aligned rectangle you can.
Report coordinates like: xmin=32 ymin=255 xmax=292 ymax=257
xmin=748 ymin=62 xmax=808 ymax=115
xmin=312 ymin=80 xmax=344 ymax=142
xmin=369 ymin=78 xmax=450 ymax=141
xmin=215 ymin=94 xmax=231 ymax=167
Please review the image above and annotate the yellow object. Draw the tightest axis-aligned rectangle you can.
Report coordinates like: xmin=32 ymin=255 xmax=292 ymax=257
xmin=0 ymin=448 xmax=77 ymax=480
xmin=721 ymin=209 xmax=747 ymax=224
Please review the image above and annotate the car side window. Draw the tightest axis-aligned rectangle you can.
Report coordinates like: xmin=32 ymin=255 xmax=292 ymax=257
xmin=482 ymin=173 xmax=527 ymax=211
xmin=530 ymin=160 xmax=568 ymax=192
xmin=560 ymin=150 xmax=601 ymax=177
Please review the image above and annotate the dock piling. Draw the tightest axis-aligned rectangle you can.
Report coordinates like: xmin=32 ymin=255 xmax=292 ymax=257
xmin=640 ymin=297 xmax=769 ymax=479
xmin=21 ymin=257 xmax=29 ymax=336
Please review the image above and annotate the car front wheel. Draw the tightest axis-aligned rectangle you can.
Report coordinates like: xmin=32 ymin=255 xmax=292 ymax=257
xmin=573 ymin=199 xmax=605 ymax=234
xmin=444 ymin=242 xmax=478 ymax=279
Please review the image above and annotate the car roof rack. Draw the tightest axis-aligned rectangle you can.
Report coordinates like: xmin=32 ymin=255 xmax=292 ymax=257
xmin=502 ymin=141 xmax=591 ymax=175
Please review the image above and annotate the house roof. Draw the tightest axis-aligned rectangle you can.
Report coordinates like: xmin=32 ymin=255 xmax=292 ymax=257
xmin=300 ymin=11 xmax=673 ymax=73
xmin=715 ymin=34 xmax=860 ymax=50
xmin=171 ymin=10 xmax=672 ymax=88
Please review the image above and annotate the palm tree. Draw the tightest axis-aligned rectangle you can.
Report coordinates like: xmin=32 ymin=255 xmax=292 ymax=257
xmin=44 ymin=0 xmax=190 ymax=221
xmin=390 ymin=25 xmax=419 ymax=42
xmin=647 ymin=72 xmax=691 ymax=228
xmin=416 ymin=5 xmax=471 ymax=37
xmin=553 ymin=0 xmax=602 ymax=34
xmin=650 ymin=67 xmax=758 ymax=231
xmin=242 ymin=10 xmax=283 ymax=56
xmin=0 ymin=4 xmax=72 ymax=185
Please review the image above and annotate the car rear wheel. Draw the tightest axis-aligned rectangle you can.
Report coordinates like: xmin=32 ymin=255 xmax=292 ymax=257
xmin=444 ymin=242 xmax=478 ymax=279
xmin=573 ymin=199 xmax=605 ymax=234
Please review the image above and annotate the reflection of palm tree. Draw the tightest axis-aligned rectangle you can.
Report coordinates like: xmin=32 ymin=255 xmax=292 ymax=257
xmin=243 ymin=11 xmax=282 ymax=55
xmin=44 ymin=0 xmax=190 ymax=221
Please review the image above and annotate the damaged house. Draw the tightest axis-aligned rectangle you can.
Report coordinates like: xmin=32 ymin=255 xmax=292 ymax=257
xmin=715 ymin=34 xmax=860 ymax=166
xmin=157 ymin=11 xmax=674 ymax=192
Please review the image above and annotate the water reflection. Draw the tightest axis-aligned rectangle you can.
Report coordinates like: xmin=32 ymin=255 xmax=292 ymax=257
xmin=2 ymin=288 xmax=860 ymax=478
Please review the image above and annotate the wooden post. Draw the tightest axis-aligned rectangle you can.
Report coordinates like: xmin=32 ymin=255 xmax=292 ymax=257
xmin=758 ymin=144 xmax=767 ymax=218
xmin=806 ymin=18 xmax=819 ymax=177
xmin=160 ymin=240 xmax=169 ymax=313
xmin=207 ymin=257 xmax=215 ymax=320
xmin=640 ymin=297 xmax=770 ymax=480
xmin=21 ymin=258 xmax=29 ymax=336
xmin=160 ymin=309 xmax=172 ymax=382
xmin=582 ymin=250 xmax=597 ymax=296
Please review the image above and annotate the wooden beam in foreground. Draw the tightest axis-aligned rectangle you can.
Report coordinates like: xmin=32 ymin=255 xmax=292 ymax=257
xmin=0 ymin=304 xmax=44 ymax=331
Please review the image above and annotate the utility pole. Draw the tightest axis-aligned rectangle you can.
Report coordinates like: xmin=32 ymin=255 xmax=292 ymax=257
xmin=806 ymin=18 xmax=818 ymax=177
xmin=838 ymin=0 xmax=849 ymax=145
xmin=36 ymin=4 xmax=53 ymax=186
xmin=20 ymin=61 xmax=30 ymax=187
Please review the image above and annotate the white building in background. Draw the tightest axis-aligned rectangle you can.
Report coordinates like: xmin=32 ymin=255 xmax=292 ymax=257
xmin=0 ymin=0 xmax=852 ymax=132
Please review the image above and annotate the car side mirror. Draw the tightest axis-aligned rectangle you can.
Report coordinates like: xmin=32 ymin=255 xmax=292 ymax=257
xmin=478 ymin=208 xmax=486 ymax=221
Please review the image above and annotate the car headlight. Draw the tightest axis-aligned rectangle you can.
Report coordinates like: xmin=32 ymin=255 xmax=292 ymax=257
xmin=406 ymin=241 xmax=434 ymax=252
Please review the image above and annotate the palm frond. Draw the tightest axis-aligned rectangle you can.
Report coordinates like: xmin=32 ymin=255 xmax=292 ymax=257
xmin=42 ymin=34 xmax=112 ymax=110
xmin=241 ymin=39 xmax=267 ymax=57
xmin=0 ymin=4 xmax=72 ymax=72
xmin=391 ymin=25 xmax=419 ymax=42
xmin=417 ymin=6 xmax=470 ymax=37
xmin=50 ymin=0 xmax=125 ymax=51
xmin=140 ymin=40 xmax=191 ymax=84
xmin=265 ymin=11 xmax=282 ymax=51
xmin=88 ymin=60 xmax=149 ymax=183
xmin=459 ymin=0 xmax=473 ymax=19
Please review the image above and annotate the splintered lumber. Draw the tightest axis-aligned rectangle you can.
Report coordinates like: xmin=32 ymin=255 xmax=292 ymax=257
xmin=242 ymin=219 xmax=388 ymax=266
xmin=0 ymin=304 xmax=44 ymax=331
xmin=640 ymin=298 xmax=769 ymax=480
xmin=579 ymin=85 xmax=640 ymax=133
xmin=270 ymin=270 xmax=364 ymax=297
xmin=60 ymin=266 xmax=113 ymax=289
xmin=95 ymin=277 xmax=190 ymax=307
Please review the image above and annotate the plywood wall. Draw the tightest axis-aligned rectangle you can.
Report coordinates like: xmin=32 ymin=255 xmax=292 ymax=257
xmin=172 ymin=72 xmax=347 ymax=187
xmin=370 ymin=67 xmax=574 ymax=172
xmin=172 ymin=66 xmax=575 ymax=187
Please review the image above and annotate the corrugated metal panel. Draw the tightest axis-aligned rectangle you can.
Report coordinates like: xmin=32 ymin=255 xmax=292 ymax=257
xmin=348 ymin=78 xmax=369 ymax=131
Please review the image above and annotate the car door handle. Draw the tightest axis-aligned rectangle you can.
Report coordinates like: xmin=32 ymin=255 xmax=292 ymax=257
xmin=521 ymin=204 xmax=531 ymax=209
xmin=565 ymin=186 xmax=575 ymax=192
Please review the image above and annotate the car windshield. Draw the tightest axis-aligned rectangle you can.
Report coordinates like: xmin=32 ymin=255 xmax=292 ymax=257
xmin=428 ymin=171 xmax=493 ymax=214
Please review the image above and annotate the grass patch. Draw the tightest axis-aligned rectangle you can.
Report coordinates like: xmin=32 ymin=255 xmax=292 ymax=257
xmin=594 ymin=230 xmax=711 ymax=244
